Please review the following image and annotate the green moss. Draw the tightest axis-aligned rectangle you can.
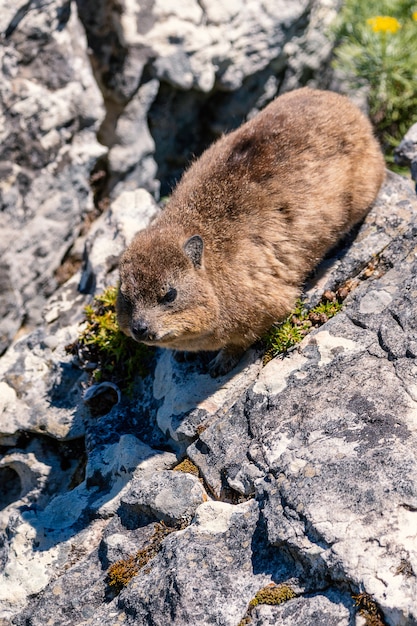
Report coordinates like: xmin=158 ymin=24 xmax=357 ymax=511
xmin=353 ymin=593 xmax=386 ymax=626
xmin=173 ymin=458 xmax=200 ymax=477
xmin=107 ymin=555 xmax=139 ymax=594
xmin=238 ymin=584 xmax=297 ymax=624
xmin=136 ymin=521 xmax=178 ymax=570
xmin=248 ymin=584 xmax=297 ymax=609
xmin=67 ymin=286 xmax=154 ymax=392
xmin=107 ymin=521 xmax=186 ymax=595
xmin=263 ymin=290 xmax=344 ymax=364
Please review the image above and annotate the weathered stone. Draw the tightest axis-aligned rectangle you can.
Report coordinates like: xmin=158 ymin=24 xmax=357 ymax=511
xmin=76 ymin=0 xmax=340 ymax=195
xmin=117 ymin=500 xmax=275 ymax=626
xmin=0 ymin=0 xmax=106 ymax=349
xmin=250 ymin=591 xmax=353 ymax=625
xmin=120 ymin=469 xmax=208 ymax=524
xmin=248 ymin=265 xmax=417 ymax=621
xmin=107 ymin=79 xmax=161 ymax=198
xmin=153 ymin=347 xmax=262 ymax=447
xmin=0 ymin=434 xmax=177 ymax=620
xmin=395 ymin=122 xmax=417 ymax=184
xmin=0 ymin=325 xmax=89 ymax=442
xmin=0 ymin=188 xmax=159 ymax=445
xmin=2 ymin=168 xmax=417 ymax=626
xmin=78 ymin=187 xmax=160 ymax=295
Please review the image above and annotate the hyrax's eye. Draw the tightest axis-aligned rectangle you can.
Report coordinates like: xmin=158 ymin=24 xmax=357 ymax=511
xmin=160 ymin=287 xmax=177 ymax=304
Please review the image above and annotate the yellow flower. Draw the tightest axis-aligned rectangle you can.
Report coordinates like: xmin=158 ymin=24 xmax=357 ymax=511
xmin=412 ymin=11 xmax=417 ymax=21
xmin=367 ymin=15 xmax=401 ymax=34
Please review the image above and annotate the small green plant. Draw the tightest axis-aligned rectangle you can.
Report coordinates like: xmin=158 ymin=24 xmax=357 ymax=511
xmin=333 ymin=0 xmax=417 ymax=154
xmin=263 ymin=290 xmax=344 ymax=364
xmin=67 ymin=286 xmax=153 ymax=391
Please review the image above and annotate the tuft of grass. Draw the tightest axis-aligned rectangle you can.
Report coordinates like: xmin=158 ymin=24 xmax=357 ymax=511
xmin=332 ymin=0 xmax=417 ymax=155
xmin=263 ymin=290 xmax=345 ymax=364
xmin=66 ymin=286 xmax=154 ymax=392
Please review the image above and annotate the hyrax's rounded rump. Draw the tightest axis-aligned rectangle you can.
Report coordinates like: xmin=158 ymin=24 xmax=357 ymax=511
xmin=117 ymin=88 xmax=385 ymax=376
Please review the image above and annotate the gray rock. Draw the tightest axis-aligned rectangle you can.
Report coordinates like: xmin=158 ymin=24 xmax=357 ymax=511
xmin=107 ymin=79 xmax=161 ymax=199
xmin=3 ymin=170 xmax=417 ymax=626
xmin=0 ymin=0 xmax=106 ymax=349
xmin=0 ymin=434 xmax=177 ymax=620
xmin=117 ymin=500 xmax=273 ymax=626
xmin=0 ymin=188 xmax=160 ymax=445
xmin=76 ymin=0 xmax=341 ymax=196
xmin=78 ymin=187 xmax=160 ymax=295
xmin=153 ymin=347 xmax=262 ymax=448
xmin=120 ymin=469 xmax=208 ymax=524
xmin=242 ymin=251 xmax=417 ymax=621
xmin=395 ymin=122 xmax=417 ymax=184
xmin=250 ymin=591 xmax=353 ymax=625
xmin=0 ymin=0 xmax=342 ymax=358
xmin=0 ymin=259 xmax=24 ymax=356
xmin=0 ymin=324 xmax=89 ymax=442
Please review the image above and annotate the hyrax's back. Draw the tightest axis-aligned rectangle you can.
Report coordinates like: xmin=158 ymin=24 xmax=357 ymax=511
xmin=170 ymin=87 xmax=385 ymax=272
xmin=117 ymin=88 xmax=385 ymax=376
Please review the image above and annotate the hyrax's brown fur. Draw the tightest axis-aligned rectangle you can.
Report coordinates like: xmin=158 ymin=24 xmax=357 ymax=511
xmin=117 ymin=88 xmax=385 ymax=376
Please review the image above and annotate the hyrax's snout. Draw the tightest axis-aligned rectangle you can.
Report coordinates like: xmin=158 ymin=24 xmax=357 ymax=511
xmin=131 ymin=318 xmax=151 ymax=342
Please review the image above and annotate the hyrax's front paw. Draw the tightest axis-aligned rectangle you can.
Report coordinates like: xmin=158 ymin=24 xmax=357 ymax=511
xmin=173 ymin=350 xmax=194 ymax=363
xmin=208 ymin=347 xmax=244 ymax=378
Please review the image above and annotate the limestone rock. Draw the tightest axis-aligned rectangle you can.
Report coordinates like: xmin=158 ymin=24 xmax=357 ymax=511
xmin=0 ymin=0 xmax=106 ymax=350
xmin=120 ymin=469 xmax=208 ymax=524
xmin=76 ymin=0 xmax=341 ymax=195
xmin=0 ymin=435 xmax=177 ymax=621
xmin=0 ymin=325 xmax=89 ymax=443
xmin=78 ymin=187 xmax=160 ymax=295
xmin=250 ymin=592 xmax=353 ymax=625
xmin=117 ymin=500 xmax=269 ymax=626
xmin=2 ymin=172 xmax=417 ymax=626
xmin=0 ymin=188 xmax=159 ymax=447
xmin=395 ymin=122 xmax=417 ymax=184
xmin=0 ymin=0 xmax=341 ymax=357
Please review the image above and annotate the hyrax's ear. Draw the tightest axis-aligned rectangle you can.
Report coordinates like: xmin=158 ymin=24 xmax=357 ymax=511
xmin=183 ymin=234 xmax=204 ymax=268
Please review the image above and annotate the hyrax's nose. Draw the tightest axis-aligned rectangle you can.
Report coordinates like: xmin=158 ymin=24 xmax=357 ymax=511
xmin=131 ymin=319 xmax=149 ymax=341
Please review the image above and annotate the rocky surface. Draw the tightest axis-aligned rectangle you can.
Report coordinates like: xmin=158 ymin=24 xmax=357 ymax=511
xmin=2 ymin=1 xmax=417 ymax=625
xmin=76 ymin=0 xmax=341 ymax=197
xmin=395 ymin=122 xmax=417 ymax=188
xmin=2 ymin=170 xmax=417 ymax=626
xmin=0 ymin=0 xmax=106 ymax=351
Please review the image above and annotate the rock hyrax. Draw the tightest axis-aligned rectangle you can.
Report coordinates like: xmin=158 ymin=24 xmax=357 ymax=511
xmin=117 ymin=87 xmax=385 ymax=376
